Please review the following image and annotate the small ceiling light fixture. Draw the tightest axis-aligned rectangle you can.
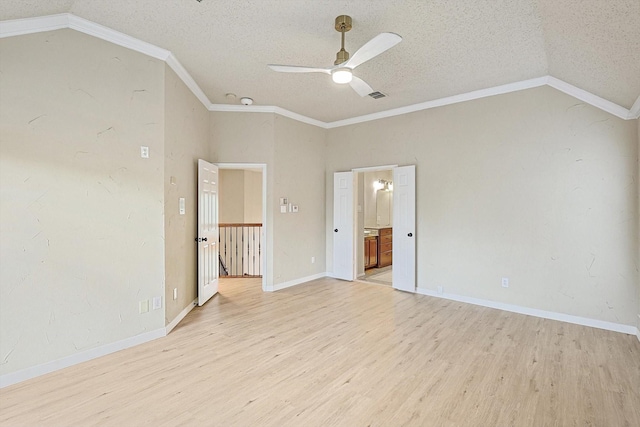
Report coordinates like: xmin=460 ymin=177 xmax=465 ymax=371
xmin=225 ymin=93 xmax=237 ymax=102
xmin=240 ymin=97 xmax=253 ymax=105
xmin=331 ymin=67 xmax=353 ymax=84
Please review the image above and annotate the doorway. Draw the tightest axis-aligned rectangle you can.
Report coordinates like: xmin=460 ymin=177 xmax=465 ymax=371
xmin=332 ymin=165 xmax=416 ymax=292
xmin=217 ymin=163 xmax=267 ymax=291
xmin=358 ymin=169 xmax=394 ymax=286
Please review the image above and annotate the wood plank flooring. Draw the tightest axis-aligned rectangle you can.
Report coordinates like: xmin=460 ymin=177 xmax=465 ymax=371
xmin=1 ymin=277 xmax=639 ymax=426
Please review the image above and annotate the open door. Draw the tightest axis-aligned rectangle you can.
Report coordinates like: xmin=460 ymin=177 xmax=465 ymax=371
xmin=333 ymin=171 xmax=354 ymax=280
xmin=392 ymin=165 xmax=416 ymax=292
xmin=197 ymin=159 xmax=219 ymax=306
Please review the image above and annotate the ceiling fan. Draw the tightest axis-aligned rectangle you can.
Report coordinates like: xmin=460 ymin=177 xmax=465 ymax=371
xmin=268 ymin=15 xmax=402 ymax=97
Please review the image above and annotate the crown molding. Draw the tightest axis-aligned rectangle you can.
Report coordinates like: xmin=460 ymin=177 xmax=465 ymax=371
xmin=1 ymin=13 xmax=637 ymax=128
xmin=628 ymin=95 xmax=640 ymax=120
xmin=326 ymin=77 xmax=549 ymax=128
xmin=546 ymin=76 xmax=631 ymax=121
xmin=208 ymin=104 xmax=327 ymax=128
xmin=0 ymin=13 xmax=68 ymax=37
xmin=166 ymin=53 xmax=212 ymax=108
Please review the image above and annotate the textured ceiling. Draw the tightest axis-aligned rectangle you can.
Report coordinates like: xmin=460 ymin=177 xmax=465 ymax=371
xmin=1 ymin=0 xmax=638 ymax=122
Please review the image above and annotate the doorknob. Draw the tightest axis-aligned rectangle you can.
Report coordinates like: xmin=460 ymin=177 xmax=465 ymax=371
xmin=195 ymin=237 xmax=208 ymax=242
xmin=408 ymin=233 xmax=413 ymax=237
xmin=334 ymin=229 xmax=338 ymax=232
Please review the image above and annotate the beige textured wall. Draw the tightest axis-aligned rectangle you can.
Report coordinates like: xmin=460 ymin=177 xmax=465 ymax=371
xmin=219 ymin=169 xmax=246 ymax=223
xmin=0 ymin=30 xmax=166 ymax=375
xmin=211 ymin=112 xmax=276 ymax=285
xmin=244 ymin=170 xmax=262 ymax=223
xmin=273 ymin=115 xmax=326 ymax=284
xmin=163 ymin=65 xmax=210 ymax=325
xmin=326 ymin=86 xmax=639 ymax=326
xmin=211 ymin=112 xmax=326 ymax=287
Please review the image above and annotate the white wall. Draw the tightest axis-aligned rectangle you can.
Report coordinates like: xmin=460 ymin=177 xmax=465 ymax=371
xmin=0 ymin=30 xmax=166 ymax=375
xmin=163 ymin=65 xmax=210 ymax=325
xmin=326 ymin=86 xmax=639 ymax=326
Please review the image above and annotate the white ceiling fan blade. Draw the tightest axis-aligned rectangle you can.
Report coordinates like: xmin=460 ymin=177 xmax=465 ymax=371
xmin=349 ymin=75 xmax=374 ymax=97
xmin=268 ymin=64 xmax=332 ymax=74
xmin=344 ymin=32 xmax=402 ymax=69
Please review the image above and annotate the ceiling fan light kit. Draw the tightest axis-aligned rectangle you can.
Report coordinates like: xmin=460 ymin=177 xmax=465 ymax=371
xmin=267 ymin=15 xmax=402 ymax=98
xmin=332 ymin=68 xmax=353 ymax=84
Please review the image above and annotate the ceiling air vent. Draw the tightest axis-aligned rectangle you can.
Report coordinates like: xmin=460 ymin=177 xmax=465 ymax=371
xmin=368 ymin=91 xmax=387 ymax=99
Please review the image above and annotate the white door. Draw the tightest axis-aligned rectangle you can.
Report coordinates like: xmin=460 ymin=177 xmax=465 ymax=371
xmin=333 ymin=172 xmax=354 ymax=280
xmin=197 ymin=159 xmax=219 ymax=306
xmin=392 ymin=165 xmax=416 ymax=292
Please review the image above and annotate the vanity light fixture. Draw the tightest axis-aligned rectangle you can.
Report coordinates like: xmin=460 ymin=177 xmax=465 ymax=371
xmin=374 ymin=179 xmax=393 ymax=191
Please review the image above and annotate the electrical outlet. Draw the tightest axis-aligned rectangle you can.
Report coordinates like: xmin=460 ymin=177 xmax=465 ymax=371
xmin=140 ymin=146 xmax=149 ymax=158
xmin=139 ymin=300 xmax=149 ymax=314
xmin=173 ymin=288 xmax=178 ymax=300
xmin=502 ymin=277 xmax=509 ymax=288
xmin=292 ymin=205 xmax=299 ymax=213
xmin=311 ymin=256 xmax=315 ymax=264
xmin=152 ymin=296 xmax=162 ymax=310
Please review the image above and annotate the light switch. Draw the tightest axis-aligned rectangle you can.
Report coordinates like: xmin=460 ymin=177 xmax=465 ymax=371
xmin=280 ymin=205 xmax=287 ymax=213
xmin=179 ymin=198 xmax=185 ymax=215
xmin=152 ymin=296 xmax=162 ymax=310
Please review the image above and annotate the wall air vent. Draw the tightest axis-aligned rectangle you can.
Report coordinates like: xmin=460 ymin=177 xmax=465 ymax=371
xmin=368 ymin=91 xmax=387 ymax=99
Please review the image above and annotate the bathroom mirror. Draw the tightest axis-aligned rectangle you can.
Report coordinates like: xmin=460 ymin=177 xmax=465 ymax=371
xmin=376 ymin=189 xmax=392 ymax=226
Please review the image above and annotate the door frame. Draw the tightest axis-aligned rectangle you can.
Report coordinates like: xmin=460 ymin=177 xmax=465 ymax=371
xmin=216 ymin=163 xmax=268 ymax=292
xmin=352 ymin=165 xmax=398 ymax=281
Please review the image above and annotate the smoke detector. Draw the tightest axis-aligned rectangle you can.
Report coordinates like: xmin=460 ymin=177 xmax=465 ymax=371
xmin=240 ymin=97 xmax=253 ymax=105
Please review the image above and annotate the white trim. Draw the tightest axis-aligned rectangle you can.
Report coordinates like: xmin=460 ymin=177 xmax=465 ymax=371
xmin=0 ymin=328 xmax=166 ymax=388
xmin=546 ymin=76 xmax=631 ymax=121
xmin=1 ymin=14 xmax=638 ymax=127
xmin=273 ymin=106 xmax=327 ymax=128
xmin=166 ymin=53 xmax=211 ymax=107
xmin=416 ymin=287 xmax=638 ymax=336
xmin=209 ymin=104 xmax=326 ymax=128
xmin=628 ymin=95 xmax=640 ymax=119
xmin=351 ymin=164 xmax=398 ymax=172
xmin=0 ymin=14 xmax=68 ymax=37
xmin=165 ymin=299 xmax=197 ymax=334
xmin=326 ymin=77 xmax=549 ymax=128
xmin=67 ymin=14 xmax=170 ymax=61
xmin=270 ymin=272 xmax=327 ymax=292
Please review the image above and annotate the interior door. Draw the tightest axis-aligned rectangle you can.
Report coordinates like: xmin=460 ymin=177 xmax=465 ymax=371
xmin=197 ymin=159 xmax=219 ymax=306
xmin=392 ymin=165 xmax=416 ymax=292
xmin=333 ymin=172 xmax=354 ymax=281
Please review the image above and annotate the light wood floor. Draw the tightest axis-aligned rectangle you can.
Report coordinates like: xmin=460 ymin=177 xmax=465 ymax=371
xmin=1 ymin=277 xmax=639 ymax=426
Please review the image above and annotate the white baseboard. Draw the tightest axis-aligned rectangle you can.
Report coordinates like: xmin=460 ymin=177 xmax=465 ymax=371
xmin=416 ymin=287 xmax=638 ymax=336
xmin=0 ymin=328 xmax=166 ymax=389
xmin=270 ymin=272 xmax=328 ymax=292
xmin=165 ymin=298 xmax=197 ymax=334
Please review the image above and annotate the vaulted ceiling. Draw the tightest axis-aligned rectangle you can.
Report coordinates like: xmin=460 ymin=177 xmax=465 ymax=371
xmin=1 ymin=0 xmax=639 ymax=123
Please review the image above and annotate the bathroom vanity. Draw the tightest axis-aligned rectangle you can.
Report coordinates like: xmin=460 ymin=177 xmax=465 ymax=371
xmin=364 ymin=227 xmax=392 ymax=269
